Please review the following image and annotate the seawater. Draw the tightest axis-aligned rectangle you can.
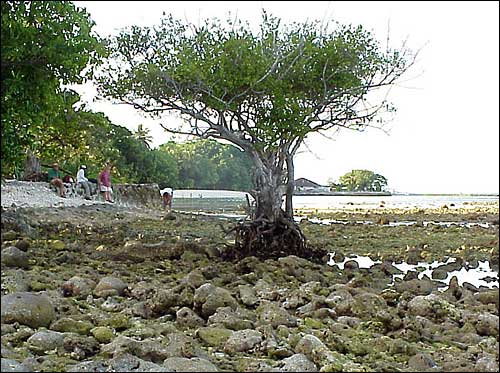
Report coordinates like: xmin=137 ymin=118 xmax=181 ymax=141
xmin=171 ymin=190 xmax=498 ymax=212
xmin=328 ymin=254 xmax=499 ymax=290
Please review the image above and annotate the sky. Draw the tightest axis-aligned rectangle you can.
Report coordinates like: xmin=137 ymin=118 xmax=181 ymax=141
xmin=72 ymin=1 xmax=499 ymax=194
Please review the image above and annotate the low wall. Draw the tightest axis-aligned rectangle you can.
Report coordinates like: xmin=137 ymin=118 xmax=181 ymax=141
xmin=111 ymin=184 xmax=161 ymax=207
xmin=60 ymin=182 xmax=161 ymax=208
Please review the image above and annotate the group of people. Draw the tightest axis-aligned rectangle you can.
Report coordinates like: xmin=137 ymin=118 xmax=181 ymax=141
xmin=47 ymin=161 xmax=174 ymax=210
xmin=47 ymin=162 xmax=114 ymax=203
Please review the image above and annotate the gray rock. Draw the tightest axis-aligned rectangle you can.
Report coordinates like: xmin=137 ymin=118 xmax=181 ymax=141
xmin=395 ymin=278 xmax=435 ymax=295
xmin=163 ymin=357 xmax=218 ymax=372
xmin=193 ymin=283 xmax=238 ymax=318
xmin=163 ymin=333 xmax=208 ymax=359
xmin=325 ymin=290 xmax=354 ymax=316
xmin=66 ymin=361 xmax=107 ymax=372
xmin=475 ymin=355 xmax=499 ymax=372
xmin=1 ymin=358 xmax=32 ymax=372
xmin=294 ymin=334 xmax=326 ymax=359
xmin=101 ymin=336 xmax=169 ymax=363
xmin=343 ymin=260 xmax=359 ymax=271
xmin=254 ymin=279 xmax=279 ymax=300
xmin=181 ymin=270 xmax=206 ymax=289
xmin=278 ymin=255 xmax=311 ymax=277
xmin=403 ymin=270 xmax=419 ymax=281
xmin=14 ymin=239 xmax=30 ymax=252
xmin=407 ymin=294 xmax=459 ymax=321
xmin=62 ymin=276 xmax=96 ymax=298
xmin=1 ymin=324 xmax=16 ymax=335
xmin=1 ymin=344 xmax=18 ymax=358
xmin=67 ymin=354 xmax=171 ymax=372
xmin=475 ymin=313 xmax=499 ymax=337
xmin=62 ymin=333 xmax=100 ymax=360
xmin=279 ymin=353 xmax=318 ymax=372
xmin=258 ymin=302 xmax=297 ymax=328
xmin=224 ymin=329 xmax=262 ymax=353
xmin=94 ymin=276 xmax=127 ymax=298
xmin=238 ymin=285 xmax=259 ymax=306
xmin=235 ymin=358 xmax=275 ymax=372
xmin=336 ymin=316 xmax=361 ymax=328
xmin=196 ymin=327 xmax=233 ymax=348
xmin=207 ymin=307 xmax=255 ymax=330
xmin=152 ymin=287 xmax=180 ymax=314
xmin=50 ymin=317 xmax=94 ymax=335
xmin=27 ymin=330 xmax=64 ymax=354
xmin=1 ymin=292 xmax=55 ymax=328
xmin=408 ymin=353 xmax=438 ymax=371
xmin=176 ymin=307 xmax=205 ymax=329
xmin=431 ymin=268 xmax=448 ymax=280
xmin=475 ymin=290 xmax=499 ymax=308
xmin=1 ymin=247 xmax=29 ymax=268
xmin=380 ymin=261 xmax=403 ymax=275
xmin=100 ymin=297 xmax=125 ymax=312
xmin=110 ymin=354 xmax=171 ymax=372
xmin=294 ymin=334 xmax=336 ymax=366
xmin=1 ymin=270 xmax=30 ymax=293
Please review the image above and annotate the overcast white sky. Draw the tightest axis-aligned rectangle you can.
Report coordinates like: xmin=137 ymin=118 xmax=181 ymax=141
xmin=72 ymin=1 xmax=499 ymax=194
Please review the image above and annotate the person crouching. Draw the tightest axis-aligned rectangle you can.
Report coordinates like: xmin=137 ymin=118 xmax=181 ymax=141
xmin=161 ymin=188 xmax=173 ymax=211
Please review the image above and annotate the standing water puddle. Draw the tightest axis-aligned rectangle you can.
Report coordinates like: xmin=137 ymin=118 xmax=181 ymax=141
xmin=180 ymin=213 xmax=493 ymax=229
xmin=328 ymin=255 xmax=499 ymax=290
xmin=177 ymin=211 xmax=497 ymax=290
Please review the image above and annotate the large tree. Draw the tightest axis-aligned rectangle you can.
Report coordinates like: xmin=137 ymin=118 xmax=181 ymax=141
xmin=1 ymin=0 xmax=104 ymax=175
xmin=97 ymin=12 xmax=416 ymax=260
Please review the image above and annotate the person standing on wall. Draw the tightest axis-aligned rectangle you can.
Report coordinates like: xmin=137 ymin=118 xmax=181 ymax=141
xmin=98 ymin=163 xmax=114 ymax=203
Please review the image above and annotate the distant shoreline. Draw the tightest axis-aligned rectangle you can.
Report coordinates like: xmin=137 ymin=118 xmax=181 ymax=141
xmin=294 ymin=191 xmax=392 ymax=196
xmin=293 ymin=191 xmax=499 ymax=197
xmin=393 ymin=193 xmax=499 ymax=197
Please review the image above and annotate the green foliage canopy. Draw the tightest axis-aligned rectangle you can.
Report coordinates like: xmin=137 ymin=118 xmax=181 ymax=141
xmin=98 ymin=12 xmax=413 ymax=157
xmin=1 ymin=0 xmax=105 ymax=175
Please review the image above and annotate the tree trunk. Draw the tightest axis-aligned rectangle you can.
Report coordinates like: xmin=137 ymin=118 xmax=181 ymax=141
xmin=252 ymin=155 xmax=285 ymax=223
xmin=22 ymin=149 xmax=42 ymax=181
xmin=223 ymin=150 xmax=326 ymax=262
xmin=285 ymin=154 xmax=295 ymax=219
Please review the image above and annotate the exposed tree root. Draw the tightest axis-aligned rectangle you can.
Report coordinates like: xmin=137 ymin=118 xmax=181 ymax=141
xmin=221 ymin=218 xmax=328 ymax=263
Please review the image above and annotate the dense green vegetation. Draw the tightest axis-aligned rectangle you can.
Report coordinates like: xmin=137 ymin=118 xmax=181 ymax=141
xmin=31 ymin=110 xmax=253 ymax=190
xmin=1 ymin=1 xmax=105 ymax=175
xmin=329 ymin=169 xmax=388 ymax=192
xmin=0 ymin=1 xmax=252 ymax=191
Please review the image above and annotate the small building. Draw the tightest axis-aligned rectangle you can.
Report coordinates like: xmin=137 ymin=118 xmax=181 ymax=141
xmin=294 ymin=178 xmax=330 ymax=192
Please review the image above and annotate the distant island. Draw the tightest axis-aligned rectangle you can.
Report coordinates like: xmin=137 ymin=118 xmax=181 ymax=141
xmin=294 ymin=177 xmax=391 ymax=196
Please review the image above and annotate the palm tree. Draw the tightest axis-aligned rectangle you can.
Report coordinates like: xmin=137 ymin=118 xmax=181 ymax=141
xmin=134 ymin=124 xmax=153 ymax=149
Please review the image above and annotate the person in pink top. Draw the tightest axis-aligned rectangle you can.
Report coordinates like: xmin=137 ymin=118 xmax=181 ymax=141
xmin=98 ymin=163 xmax=114 ymax=203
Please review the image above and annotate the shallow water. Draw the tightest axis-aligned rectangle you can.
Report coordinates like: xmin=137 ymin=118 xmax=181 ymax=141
xmin=293 ymin=194 xmax=499 ymax=209
xmin=171 ymin=190 xmax=498 ymax=214
xmin=296 ymin=216 xmax=493 ymax=228
xmin=328 ymin=254 xmax=499 ymax=290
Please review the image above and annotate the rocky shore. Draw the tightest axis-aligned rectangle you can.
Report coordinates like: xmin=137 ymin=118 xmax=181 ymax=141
xmin=1 ymin=199 xmax=498 ymax=372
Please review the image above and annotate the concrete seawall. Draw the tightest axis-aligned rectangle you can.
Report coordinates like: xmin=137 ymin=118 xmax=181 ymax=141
xmin=62 ymin=182 xmax=161 ymax=208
